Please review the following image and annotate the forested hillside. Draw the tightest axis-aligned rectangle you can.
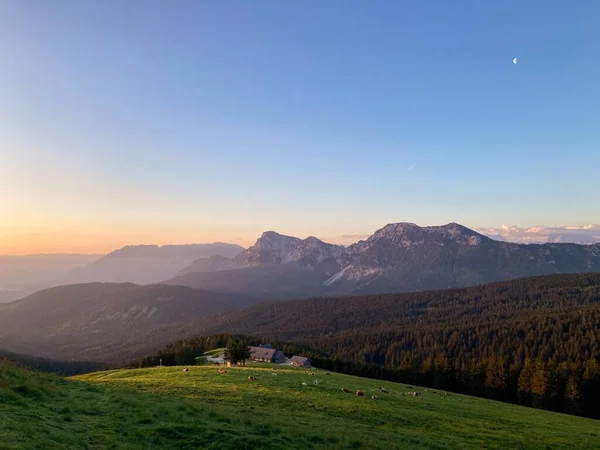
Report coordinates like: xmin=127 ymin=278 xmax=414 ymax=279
xmin=163 ymin=273 xmax=600 ymax=418
xmin=0 ymin=283 xmax=254 ymax=361
xmin=0 ymin=350 xmax=104 ymax=375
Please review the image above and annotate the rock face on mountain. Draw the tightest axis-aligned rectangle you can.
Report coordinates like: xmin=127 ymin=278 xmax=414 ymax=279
xmin=169 ymin=232 xmax=346 ymax=298
xmin=327 ymin=222 xmax=600 ymax=293
xmin=233 ymin=231 xmax=345 ymax=267
xmin=170 ymin=223 xmax=600 ymax=297
xmin=169 ymin=232 xmax=346 ymax=299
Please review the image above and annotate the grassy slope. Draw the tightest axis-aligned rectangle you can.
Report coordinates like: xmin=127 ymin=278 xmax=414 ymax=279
xmin=2 ymin=363 xmax=600 ymax=450
xmin=203 ymin=347 xmax=225 ymax=357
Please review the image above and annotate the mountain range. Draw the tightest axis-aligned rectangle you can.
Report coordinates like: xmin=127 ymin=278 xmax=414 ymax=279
xmin=1 ymin=221 xmax=600 ymax=362
xmin=65 ymin=243 xmax=244 ymax=285
xmin=5 ymin=224 xmax=600 ymax=302
xmin=0 ymin=243 xmax=245 ymax=303
xmin=166 ymin=222 xmax=600 ymax=298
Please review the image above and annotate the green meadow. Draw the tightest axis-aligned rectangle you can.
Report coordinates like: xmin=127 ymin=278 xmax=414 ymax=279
xmin=202 ymin=348 xmax=225 ymax=358
xmin=2 ymin=361 xmax=600 ymax=449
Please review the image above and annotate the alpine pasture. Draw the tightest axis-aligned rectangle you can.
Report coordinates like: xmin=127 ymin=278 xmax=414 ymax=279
xmin=3 ymin=360 xmax=600 ymax=449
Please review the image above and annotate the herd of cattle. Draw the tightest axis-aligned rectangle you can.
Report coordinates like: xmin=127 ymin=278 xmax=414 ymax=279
xmin=179 ymin=365 xmax=454 ymax=401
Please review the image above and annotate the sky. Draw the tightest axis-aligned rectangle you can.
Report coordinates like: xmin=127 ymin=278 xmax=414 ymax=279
xmin=1 ymin=1 xmax=599 ymax=254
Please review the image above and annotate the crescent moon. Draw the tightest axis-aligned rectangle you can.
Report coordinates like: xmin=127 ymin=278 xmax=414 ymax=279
xmin=513 ymin=57 xmax=518 ymax=64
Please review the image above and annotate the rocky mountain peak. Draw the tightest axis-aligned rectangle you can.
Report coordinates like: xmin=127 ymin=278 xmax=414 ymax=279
xmin=235 ymin=232 xmax=344 ymax=267
xmin=167 ymin=221 xmax=600 ymax=298
xmin=438 ymin=222 xmax=483 ymax=235
xmin=370 ymin=222 xmax=420 ymax=239
xmin=254 ymin=231 xmax=302 ymax=250
xmin=259 ymin=230 xmax=293 ymax=240
xmin=361 ymin=222 xmax=488 ymax=248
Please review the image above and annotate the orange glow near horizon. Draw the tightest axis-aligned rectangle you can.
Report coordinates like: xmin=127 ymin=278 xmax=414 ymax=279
xmin=0 ymin=227 xmax=361 ymax=256
xmin=0 ymin=228 xmax=249 ymax=256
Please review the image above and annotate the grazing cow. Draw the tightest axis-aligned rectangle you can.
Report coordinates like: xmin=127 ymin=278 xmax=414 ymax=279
xmin=271 ymin=373 xmax=278 ymax=376
xmin=183 ymin=368 xmax=189 ymax=372
xmin=302 ymin=382 xmax=307 ymax=386
xmin=313 ymin=380 xmax=319 ymax=385
xmin=379 ymin=387 xmax=388 ymax=393
xmin=324 ymin=372 xmax=329 ymax=375
xmin=371 ymin=395 xmax=378 ymax=400
xmin=356 ymin=390 xmax=364 ymax=397
xmin=218 ymin=369 xmax=228 ymax=374
xmin=342 ymin=387 xmax=349 ymax=393
xmin=248 ymin=376 xmax=256 ymax=381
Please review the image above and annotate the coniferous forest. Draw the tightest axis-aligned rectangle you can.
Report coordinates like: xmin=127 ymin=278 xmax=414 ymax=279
xmin=139 ymin=273 xmax=600 ymax=419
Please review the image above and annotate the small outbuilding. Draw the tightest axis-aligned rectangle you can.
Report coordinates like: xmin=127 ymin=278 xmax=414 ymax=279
xmin=290 ymin=355 xmax=311 ymax=368
xmin=272 ymin=350 xmax=286 ymax=364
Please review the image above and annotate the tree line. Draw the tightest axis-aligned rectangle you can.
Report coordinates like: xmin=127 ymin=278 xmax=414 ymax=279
xmin=0 ymin=350 xmax=105 ymax=376
xmin=135 ymin=333 xmax=326 ymax=368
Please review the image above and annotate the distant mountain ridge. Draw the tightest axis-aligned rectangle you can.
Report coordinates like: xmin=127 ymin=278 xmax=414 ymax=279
xmin=106 ymin=243 xmax=240 ymax=258
xmin=169 ymin=222 xmax=600 ymax=298
xmin=66 ymin=243 xmax=244 ymax=285
xmin=175 ymin=255 xmax=237 ymax=277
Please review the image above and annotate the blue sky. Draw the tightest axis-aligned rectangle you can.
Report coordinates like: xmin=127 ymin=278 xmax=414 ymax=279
xmin=1 ymin=1 xmax=599 ymax=253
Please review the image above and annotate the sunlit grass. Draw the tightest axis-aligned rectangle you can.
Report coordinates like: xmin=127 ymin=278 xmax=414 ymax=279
xmin=2 ymin=361 xmax=599 ymax=449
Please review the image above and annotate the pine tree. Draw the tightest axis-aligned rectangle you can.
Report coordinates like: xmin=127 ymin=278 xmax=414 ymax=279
xmin=517 ymin=358 xmax=534 ymax=405
xmin=565 ymin=374 xmax=583 ymax=415
xmin=420 ymin=355 xmax=435 ymax=386
xmin=434 ymin=354 xmax=450 ymax=390
xmin=531 ymin=360 xmax=547 ymax=408
xmin=399 ymin=357 xmax=411 ymax=372
xmin=224 ymin=338 xmax=251 ymax=366
xmin=583 ymin=358 xmax=600 ymax=382
xmin=485 ymin=354 xmax=506 ymax=398
xmin=543 ymin=360 xmax=561 ymax=411
xmin=582 ymin=359 xmax=600 ymax=418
